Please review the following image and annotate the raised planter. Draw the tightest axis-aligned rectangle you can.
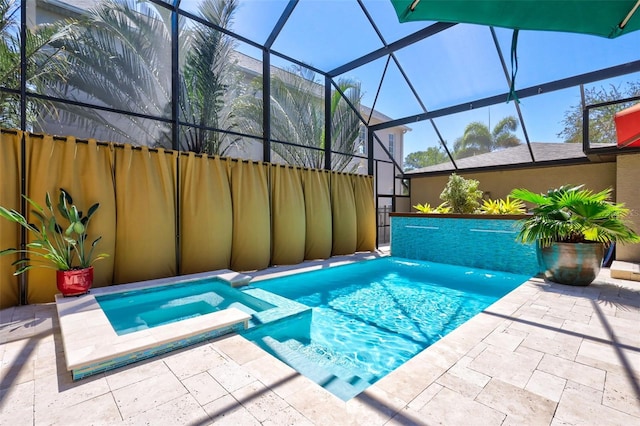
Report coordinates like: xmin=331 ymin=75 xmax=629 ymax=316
xmin=390 ymin=213 xmax=540 ymax=276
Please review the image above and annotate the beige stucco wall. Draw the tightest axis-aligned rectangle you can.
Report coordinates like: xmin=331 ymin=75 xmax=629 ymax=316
xmin=616 ymin=153 xmax=640 ymax=261
xmin=409 ymin=162 xmax=617 ymax=210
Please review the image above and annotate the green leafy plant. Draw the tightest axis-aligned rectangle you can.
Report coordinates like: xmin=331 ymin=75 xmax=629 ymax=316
xmin=439 ymin=173 xmax=482 ymax=214
xmin=413 ymin=202 xmax=451 ymax=213
xmin=0 ymin=189 xmax=108 ymax=274
xmin=509 ymin=185 xmax=640 ymax=247
xmin=480 ymin=196 xmax=526 ymax=214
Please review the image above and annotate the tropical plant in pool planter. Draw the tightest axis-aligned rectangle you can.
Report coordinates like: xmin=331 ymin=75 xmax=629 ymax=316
xmin=413 ymin=201 xmax=451 ymax=213
xmin=480 ymin=196 xmax=526 ymax=215
xmin=439 ymin=173 xmax=482 ymax=214
xmin=509 ymin=185 xmax=640 ymax=286
xmin=0 ymin=188 xmax=108 ymax=296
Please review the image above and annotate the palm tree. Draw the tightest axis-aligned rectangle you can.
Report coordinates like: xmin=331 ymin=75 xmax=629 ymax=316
xmin=44 ymin=0 xmax=238 ymax=153
xmin=453 ymin=116 xmax=521 ymax=159
xmin=176 ymin=0 xmax=240 ymax=155
xmin=0 ymin=0 xmax=71 ymax=129
xmin=235 ymin=66 xmax=363 ymax=171
xmin=44 ymin=0 xmax=172 ymax=144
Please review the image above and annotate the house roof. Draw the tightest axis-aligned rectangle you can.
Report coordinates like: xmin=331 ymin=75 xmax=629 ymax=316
xmin=38 ymin=0 xmax=94 ymax=15
xmin=405 ymin=142 xmax=614 ymax=174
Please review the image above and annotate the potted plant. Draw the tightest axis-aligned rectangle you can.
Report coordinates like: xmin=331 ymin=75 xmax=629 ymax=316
xmin=510 ymin=184 xmax=640 ymax=286
xmin=0 ymin=188 xmax=108 ymax=296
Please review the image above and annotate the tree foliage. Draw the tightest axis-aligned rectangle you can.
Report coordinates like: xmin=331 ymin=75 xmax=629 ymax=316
xmin=405 ymin=116 xmax=521 ymax=170
xmin=403 ymin=147 xmax=448 ymax=171
xmin=46 ymin=0 xmax=173 ymax=144
xmin=0 ymin=0 xmax=71 ymax=129
xmin=558 ymin=83 xmax=640 ymax=144
xmin=44 ymin=0 xmax=239 ymax=154
xmin=176 ymin=0 xmax=240 ymax=155
xmin=235 ymin=66 xmax=363 ymax=171
xmin=453 ymin=116 xmax=521 ymax=159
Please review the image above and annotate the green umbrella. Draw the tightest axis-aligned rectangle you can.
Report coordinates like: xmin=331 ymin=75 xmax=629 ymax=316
xmin=391 ymin=0 xmax=640 ymax=38
xmin=391 ymin=0 xmax=640 ymax=102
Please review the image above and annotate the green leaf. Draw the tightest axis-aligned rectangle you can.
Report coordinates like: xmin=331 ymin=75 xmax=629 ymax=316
xmin=86 ymin=202 xmax=99 ymax=219
xmin=60 ymin=188 xmax=73 ymax=205
xmin=70 ymin=205 xmax=80 ymax=223
xmin=57 ymin=190 xmax=70 ymax=220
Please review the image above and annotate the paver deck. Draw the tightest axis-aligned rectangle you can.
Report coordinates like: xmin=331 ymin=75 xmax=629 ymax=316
xmin=1 ymin=253 xmax=639 ymax=425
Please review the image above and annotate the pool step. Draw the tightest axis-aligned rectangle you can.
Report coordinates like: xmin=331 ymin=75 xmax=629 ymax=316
xmin=257 ymin=335 xmax=374 ymax=400
xmin=217 ymin=270 xmax=253 ymax=287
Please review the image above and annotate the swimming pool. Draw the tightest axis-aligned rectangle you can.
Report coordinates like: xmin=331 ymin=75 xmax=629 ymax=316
xmin=96 ymin=278 xmax=274 ymax=335
xmin=242 ymin=257 xmax=531 ymax=400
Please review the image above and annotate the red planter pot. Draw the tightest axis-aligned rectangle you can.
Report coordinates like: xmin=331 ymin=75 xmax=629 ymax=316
xmin=56 ymin=267 xmax=94 ymax=296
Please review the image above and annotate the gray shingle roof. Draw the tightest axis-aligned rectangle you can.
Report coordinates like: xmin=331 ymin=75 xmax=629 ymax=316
xmin=405 ymin=142 xmax=613 ymax=174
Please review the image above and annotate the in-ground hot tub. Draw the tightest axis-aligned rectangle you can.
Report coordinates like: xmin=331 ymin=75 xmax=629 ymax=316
xmin=56 ymin=270 xmax=269 ymax=380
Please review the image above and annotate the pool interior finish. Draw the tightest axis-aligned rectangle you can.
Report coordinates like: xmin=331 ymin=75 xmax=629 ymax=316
xmin=96 ymin=278 xmax=275 ymax=335
xmin=242 ymin=257 xmax=531 ymax=401
xmin=55 ymin=256 xmax=529 ymax=394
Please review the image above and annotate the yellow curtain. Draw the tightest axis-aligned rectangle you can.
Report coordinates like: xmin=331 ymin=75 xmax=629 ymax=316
xmin=301 ymin=168 xmax=332 ymax=259
xmin=271 ymin=165 xmax=305 ymax=265
xmin=180 ymin=153 xmax=233 ymax=274
xmin=114 ymin=145 xmax=177 ymax=284
xmin=25 ymin=135 xmax=116 ymax=303
xmin=331 ymin=172 xmax=357 ymax=256
xmin=230 ymin=160 xmax=271 ymax=271
xmin=0 ymin=131 xmax=21 ymax=308
xmin=352 ymin=174 xmax=376 ymax=252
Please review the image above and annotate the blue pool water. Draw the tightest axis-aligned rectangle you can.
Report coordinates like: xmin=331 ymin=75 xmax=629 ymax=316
xmin=242 ymin=257 xmax=531 ymax=400
xmin=96 ymin=278 xmax=274 ymax=335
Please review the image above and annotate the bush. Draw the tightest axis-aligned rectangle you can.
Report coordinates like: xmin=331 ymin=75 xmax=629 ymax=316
xmin=440 ymin=174 xmax=482 ymax=213
xmin=479 ymin=196 xmax=526 ymax=214
xmin=413 ymin=202 xmax=451 ymax=213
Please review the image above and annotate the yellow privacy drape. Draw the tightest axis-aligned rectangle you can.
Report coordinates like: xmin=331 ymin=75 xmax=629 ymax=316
xmin=230 ymin=160 xmax=270 ymax=271
xmin=331 ymin=172 xmax=357 ymax=256
xmin=0 ymin=131 xmax=22 ymax=308
xmin=180 ymin=153 xmax=233 ymax=274
xmin=25 ymin=135 xmax=116 ymax=303
xmin=301 ymin=168 xmax=332 ymax=260
xmin=352 ymin=174 xmax=376 ymax=252
xmin=271 ymin=165 xmax=305 ymax=265
xmin=114 ymin=145 xmax=177 ymax=284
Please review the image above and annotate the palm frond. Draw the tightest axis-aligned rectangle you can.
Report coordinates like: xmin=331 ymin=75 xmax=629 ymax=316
xmin=510 ymin=184 xmax=640 ymax=245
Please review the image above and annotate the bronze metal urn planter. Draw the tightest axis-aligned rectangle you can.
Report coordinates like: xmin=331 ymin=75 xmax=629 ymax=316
xmin=540 ymin=242 xmax=604 ymax=286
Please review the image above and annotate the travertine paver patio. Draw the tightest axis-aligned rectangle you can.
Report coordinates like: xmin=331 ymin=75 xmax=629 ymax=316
xmin=1 ymin=258 xmax=639 ymax=425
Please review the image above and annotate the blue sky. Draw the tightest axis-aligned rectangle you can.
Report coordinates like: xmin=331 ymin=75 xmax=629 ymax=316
xmin=181 ymin=0 xmax=640 ymax=158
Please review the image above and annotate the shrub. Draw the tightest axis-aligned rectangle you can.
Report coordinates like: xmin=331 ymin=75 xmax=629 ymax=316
xmin=440 ymin=174 xmax=482 ymax=214
xmin=480 ymin=196 xmax=526 ymax=214
xmin=413 ymin=202 xmax=451 ymax=213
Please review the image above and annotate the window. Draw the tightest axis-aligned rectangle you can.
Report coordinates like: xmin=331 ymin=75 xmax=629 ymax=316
xmin=358 ymin=125 xmax=367 ymax=154
xmin=388 ymin=133 xmax=395 ymax=158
